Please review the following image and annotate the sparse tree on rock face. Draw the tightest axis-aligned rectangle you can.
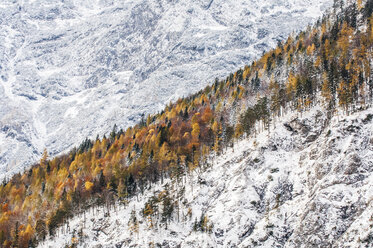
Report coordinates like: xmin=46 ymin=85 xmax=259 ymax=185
xmin=193 ymin=213 xmax=213 ymax=233
xmin=128 ymin=209 xmax=139 ymax=235
xmin=269 ymin=78 xmax=281 ymax=118
xmin=252 ymin=71 xmax=261 ymax=90
xmin=161 ymin=192 xmax=174 ymax=227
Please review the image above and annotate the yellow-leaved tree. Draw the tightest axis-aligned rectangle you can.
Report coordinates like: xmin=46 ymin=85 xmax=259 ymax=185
xmin=85 ymin=181 xmax=94 ymax=191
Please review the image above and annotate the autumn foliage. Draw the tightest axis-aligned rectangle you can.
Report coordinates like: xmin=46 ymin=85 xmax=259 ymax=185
xmin=1 ymin=1 xmax=373 ymax=247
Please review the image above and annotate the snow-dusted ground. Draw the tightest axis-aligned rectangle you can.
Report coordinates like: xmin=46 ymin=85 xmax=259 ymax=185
xmin=40 ymin=106 xmax=373 ymax=247
xmin=0 ymin=0 xmax=332 ymax=179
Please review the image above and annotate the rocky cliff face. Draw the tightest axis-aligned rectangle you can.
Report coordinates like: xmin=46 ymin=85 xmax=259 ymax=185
xmin=39 ymin=106 xmax=373 ymax=247
xmin=0 ymin=0 xmax=331 ymax=178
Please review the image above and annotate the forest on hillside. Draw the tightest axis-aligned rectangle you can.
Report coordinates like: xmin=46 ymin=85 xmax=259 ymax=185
xmin=0 ymin=0 xmax=373 ymax=247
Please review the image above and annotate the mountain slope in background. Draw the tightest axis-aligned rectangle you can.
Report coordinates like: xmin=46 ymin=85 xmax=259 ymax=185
xmin=0 ymin=0 xmax=331 ymax=178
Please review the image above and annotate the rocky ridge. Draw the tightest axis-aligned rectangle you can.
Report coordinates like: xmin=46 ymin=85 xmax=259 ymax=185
xmin=40 ymin=106 xmax=373 ymax=247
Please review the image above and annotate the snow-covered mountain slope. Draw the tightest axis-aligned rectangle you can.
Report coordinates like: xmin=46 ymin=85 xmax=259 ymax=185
xmin=39 ymin=106 xmax=373 ymax=247
xmin=0 ymin=0 xmax=332 ymax=178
